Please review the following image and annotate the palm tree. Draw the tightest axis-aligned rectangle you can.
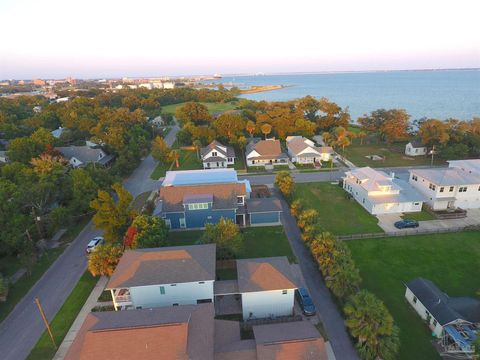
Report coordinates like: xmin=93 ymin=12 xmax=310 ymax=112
xmin=246 ymin=120 xmax=256 ymax=138
xmin=169 ymin=149 xmax=180 ymax=168
xmin=193 ymin=140 xmax=202 ymax=159
xmin=357 ymin=131 xmax=367 ymax=145
xmin=260 ymin=123 xmax=272 ymax=139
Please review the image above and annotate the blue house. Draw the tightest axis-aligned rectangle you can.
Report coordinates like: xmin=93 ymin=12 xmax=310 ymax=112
xmin=155 ymin=169 xmax=282 ymax=229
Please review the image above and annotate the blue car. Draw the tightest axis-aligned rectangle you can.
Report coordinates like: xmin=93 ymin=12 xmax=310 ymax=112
xmin=295 ymin=287 xmax=316 ymax=316
xmin=394 ymin=219 xmax=419 ymax=229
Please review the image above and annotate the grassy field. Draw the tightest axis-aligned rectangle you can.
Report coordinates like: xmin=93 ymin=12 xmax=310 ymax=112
xmin=0 ymin=217 xmax=91 ymax=322
xmin=347 ymin=232 xmax=480 ymax=360
xmin=166 ymin=226 xmax=295 ymax=262
xmin=401 ymin=210 xmax=436 ymax=221
xmin=27 ymin=272 xmax=98 ymax=360
xmin=161 ymin=101 xmax=238 ymax=115
xmin=293 ymin=182 xmax=383 ymax=235
xmin=344 ymin=140 xmax=445 ymax=168
xmin=150 ymin=149 xmax=202 ymax=179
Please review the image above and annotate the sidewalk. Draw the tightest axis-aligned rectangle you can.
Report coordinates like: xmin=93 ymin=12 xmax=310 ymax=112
xmin=53 ymin=276 xmax=108 ymax=360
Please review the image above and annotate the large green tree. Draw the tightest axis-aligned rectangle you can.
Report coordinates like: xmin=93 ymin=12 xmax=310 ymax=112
xmin=175 ymin=102 xmax=211 ymax=125
xmin=151 ymin=136 xmax=171 ymax=163
xmin=130 ymin=215 xmax=169 ymax=249
xmin=70 ymin=168 xmax=99 ymax=213
xmin=200 ymin=218 xmax=243 ymax=260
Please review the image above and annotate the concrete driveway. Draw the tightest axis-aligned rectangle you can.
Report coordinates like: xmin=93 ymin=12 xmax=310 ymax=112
xmin=377 ymin=209 xmax=480 ymax=233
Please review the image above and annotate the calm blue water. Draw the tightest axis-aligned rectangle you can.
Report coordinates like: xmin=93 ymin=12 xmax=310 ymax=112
xmin=206 ymin=70 xmax=480 ymax=121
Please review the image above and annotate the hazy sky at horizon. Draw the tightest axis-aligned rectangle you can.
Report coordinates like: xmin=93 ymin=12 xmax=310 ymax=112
xmin=1 ymin=0 xmax=479 ymax=79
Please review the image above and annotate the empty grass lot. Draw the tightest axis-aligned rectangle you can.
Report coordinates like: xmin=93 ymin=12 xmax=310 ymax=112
xmin=27 ymin=272 xmax=98 ymax=360
xmin=166 ymin=226 xmax=296 ymax=262
xmin=401 ymin=210 xmax=436 ymax=221
xmin=150 ymin=149 xmax=202 ymax=179
xmin=161 ymin=101 xmax=238 ymax=115
xmin=347 ymin=232 xmax=480 ymax=360
xmin=344 ymin=139 xmax=445 ymax=168
xmin=293 ymin=182 xmax=383 ymax=235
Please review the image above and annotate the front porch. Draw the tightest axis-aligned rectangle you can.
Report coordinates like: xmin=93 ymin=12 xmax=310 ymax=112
xmin=110 ymin=288 xmax=133 ymax=310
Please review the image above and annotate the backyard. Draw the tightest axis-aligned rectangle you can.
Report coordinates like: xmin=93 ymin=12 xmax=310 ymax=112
xmin=150 ymin=149 xmax=202 ymax=179
xmin=293 ymin=182 xmax=383 ymax=235
xmin=347 ymin=231 xmax=480 ymax=360
xmin=161 ymin=101 xmax=239 ymax=115
xmin=344 ymin=139 xmax=445 ymax=168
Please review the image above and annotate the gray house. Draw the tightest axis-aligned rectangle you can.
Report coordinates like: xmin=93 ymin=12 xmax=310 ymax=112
xmin=56 ymin=145 xmax=114 ymax=168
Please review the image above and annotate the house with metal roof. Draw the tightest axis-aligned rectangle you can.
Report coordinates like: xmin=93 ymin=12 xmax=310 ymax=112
xmin=245 ymin=138 xmax=288 ymax=167
xmin=405 ymin=139 xmax=427 ymax=156
xmin=106 ymin=244 xmax=216 ymax=311
xmin=286 ymin=136 xmax=334 ymax=164
xmin=343 ymin=167 xmax=425 ymax=214
xmin=56 ymin=145 xmax=114 ymax=168
xmin=409 ymin=166 xmax=480 ymax=210
xmin=200 ymin=140 xmax=235 ymax=169
xmin=65 ymin=304 xmax=215 ymax=360
xmin=405 ymin=278 xmax=480 ymax=356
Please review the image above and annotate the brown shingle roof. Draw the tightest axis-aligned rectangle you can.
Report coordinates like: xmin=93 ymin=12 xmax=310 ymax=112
xmin=159 ymin=183 xmax=246 ymax=212
xmin=236 ymin=257 xmax=297 ymax=293
xmin=106 ymin=244 xmax=216 ymax=289
xmin=247 ymin=139 xmax=285 ymax=158
xmin=65 ymin=304 xmax=215 ymax=360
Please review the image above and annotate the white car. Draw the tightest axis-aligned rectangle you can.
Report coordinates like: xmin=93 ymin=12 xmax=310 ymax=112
xmin=86 ymin=236 xmax=104 ymax=254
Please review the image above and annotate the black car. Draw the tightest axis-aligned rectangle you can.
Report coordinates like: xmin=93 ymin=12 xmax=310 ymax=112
xmin=394 ymin=219 xmax=419 ymax=229
xmin=295 ymin=287 xmax=316 ymax=316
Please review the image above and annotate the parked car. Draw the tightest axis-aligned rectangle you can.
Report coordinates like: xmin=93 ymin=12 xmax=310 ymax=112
xmin=86 ymin=236 xmax=104 ymax=254
xmin=394 ymin=219 xmax=419 ymax=229
xmin=295 ymin=287 xmax=316 ymax=316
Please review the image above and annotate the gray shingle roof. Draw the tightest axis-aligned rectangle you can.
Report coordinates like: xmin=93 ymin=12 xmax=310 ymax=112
xmin=406 ymin=278 xmax=480 ymax=326
xmin=106 ymin=244 xmax=216 ymax=289
xmin=409 ymin=139 xmax=426 ymax=148
xmin=56 ymin=146 xmax=106 ymax=164
xmin=200 ymin=140 xmax=235 ymax=159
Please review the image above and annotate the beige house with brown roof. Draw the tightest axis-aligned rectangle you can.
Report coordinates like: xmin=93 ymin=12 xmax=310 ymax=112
xmin=106 ymin=244 xmax=216 ymax=310
xmin=286 ymin=136 xmax=334 ymax=164
xmin=245 ymin=138 xmax=288 ymax=167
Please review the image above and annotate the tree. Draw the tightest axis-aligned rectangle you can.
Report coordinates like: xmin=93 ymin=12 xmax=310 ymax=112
xmin=260 ymin=123 xmax=272 ymax=139
xmin=0 ymin=273 xmax=8 ymax=301
xmin=359 ymin=109 xmax=409 ymax=143
xmin=193 ymin=139 xmax=202 ymax=159
xmin=88 ymin=244 xmax=123 ymax=277
xmin=297 ymin=95 xmax=319 ymax=121
xmin=30 ymin=153 xmax=66 ymax=176
xmin=169 ymin=149 xmax=180 ymax=168
xmin=7 ymin=137 xmax=41 ymax=163
xmin=473 ymin=335 xmax=480 ymax=358
xmin=213 ymin=113 xmax=245 ymax=143
xmin=289 ymin=199 xmax=304 ymax=219
xmin=236 ymin=136 xmax=247 ymax=151
xmin=317 ymin=97 xmax=350 ymax=131
xmin=275 ymin=171 xmax=295 ymax=198
xmin=246 ymin=120 xmax=256 ymax=137
xmin=200 ymin=218 xmax=243 ymax=259
xmin=130 ymin=215 xmax=169 ymax=249
xmin=418 ymin=119 xmax=450 ymax=147
xmin=90 ymin=183 xmax=136 ymax=243
xmin=344 ymin=290 xmax=400 ymax=360
xmin=70 ymin=168 xmax=99 ymax=213
xmin=297 ymin=209 xmax=319 ymax=230
xmin=30 ymin=127 xmax=55 ymax=149
xmin=151 ymin=136 xmax=171 ymax=163
xmin=175 ymin=102 xmax=211 ymax=125
xmin=357 ymin=131 xmax=367 ymax=145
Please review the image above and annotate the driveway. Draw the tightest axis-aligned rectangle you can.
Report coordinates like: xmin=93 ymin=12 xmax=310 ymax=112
xmin=377 ymin=209 xmax=480 ymax=233
xmin=278 ymin=194 xmax=359 ymax=360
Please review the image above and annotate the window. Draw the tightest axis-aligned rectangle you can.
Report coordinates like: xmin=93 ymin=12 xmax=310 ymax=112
xmin=449 ymin=186 xmax=454 ymax=192
xmin=429 ymin=183 xmax=436 ymax=191
xmin=173 ymin=303 xmax=179 ymax=306
xmin=170 ymin=284 xmax=177 ymax=286
xmin=362 ymin=198 xmax=365 ymax=204
xmin=432 ymin=319 xmax=437 ymax=326
xmin=414 ymin=202 xmax=420 ymax=206
xmin=212 ymin=151 xmax=217 ymax=156
xmin=187 ymin=203 xmax=209 ymax=210
xmin=439 ymin=187 xmax=444 ymax=192
xmin=412 ymin=175 xmax=418 ymax=181
xmin=459 ymin=187 xmax=467 ymax=193
xmin=159 ymin=286 xmax=165 ymax=295
xmin=413 ymin=296 xmax=417 ymax=303
xmin=199 ymin=281 xmax=205 ymax=284
xmin=282 ymin=290 xmax=288 ymax=295
xmin=237 ymin=196 xmax=244 ymax=205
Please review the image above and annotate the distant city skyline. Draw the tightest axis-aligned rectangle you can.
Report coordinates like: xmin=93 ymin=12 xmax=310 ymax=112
xmin=1 ymin=0 xmax=479 ymax=79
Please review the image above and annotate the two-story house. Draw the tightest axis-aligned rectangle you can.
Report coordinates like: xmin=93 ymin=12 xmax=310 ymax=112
xmin=286 ymin=136 xmax=334 ymax=164
xmin=200 ymin=140 xmax=235 ymax=169
xmin=106 ymin=244 xmax=216 ymax=311
xmin=409 ymin=166 xmax=480 ymax=210
xmin=245 ymin=138 xmax=288 ymax=167
xmin=343 ymin=167 xmax=425 ymax=214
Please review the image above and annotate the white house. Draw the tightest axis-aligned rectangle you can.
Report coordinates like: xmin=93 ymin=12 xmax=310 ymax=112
xmin=106 ymin=244 xmax=216 ymax=311
xmin=286 ymin=136 xmax=334 ymax=164
xmin=200 ymin=140 xmax=235 ymax=169
xmin=343 ymin=167 xmax=425 ymax=215
xmin=405 ymin=278 xmax=480 ymax=355
xmin=51 ymin=127 xmax=65 ymax=139
xmin=0 ymin=150 xmax=9 ymax=164
xmin=245 ymin=138 xmax=288 ymax=167
xmin=405 ymin=139 xmax=427 ymax=156
xmin=448 ymin=159 xmax=480 ymax=176
xmin=236 ymin=257 xmax=297 ymax=320
xmin=56 ymin=145 xmax=113 ymax=168
xmin=409 ymin=167 xmax=480 ymax=210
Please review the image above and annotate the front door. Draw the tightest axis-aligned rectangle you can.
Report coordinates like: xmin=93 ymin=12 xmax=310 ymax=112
xmin=179 ymin=217 xmax=186 ymax=228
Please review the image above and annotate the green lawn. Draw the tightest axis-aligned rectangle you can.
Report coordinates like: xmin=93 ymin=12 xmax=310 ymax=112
xmin=0 ymin=217 xmax=91 ymax=323
xmin=293 ymin=182 xmax=383 ymax=235
xmin=161 ymin=101 xmax=238 ymax=115
xmin=344 ymin=140 xmax=445 ymax=168
xmin=27 ymin=272 xmax=98 ymax=360
xmin=233 ymin=148 xmax=246 ymax=170
xmin=347 ymin=232 xmax=480 ymax=360
xmin=401 ymin=210 xmax=436 ymax=221
xmin=216 ymin=268 xmax=237 ymax=280
xmin=166 ymin=226 xmax=295 ymax=262
xmin=150 ymin=149 xmax=202 ymax=180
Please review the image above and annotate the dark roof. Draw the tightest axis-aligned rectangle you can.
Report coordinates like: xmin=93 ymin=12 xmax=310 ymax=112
xmin=200 ymin=140 xmax=235 ymax=158
xmin=406 ymin=278 xmax=480 ymax=325
xmin=245 ymin=198 xmax=282 ymax=213
xmin=237 ymin=257 xmax=297 ymax=293
xmin=106 ymin=244 xmax=216 ymax=289
xmin=56 ymin=146 xmax=106 ymax=164
xmin=183 ymin=193 xmax=213 ymax=204
xmin=409 ymin=139 xmax=426 ymax=148
xmin=65 ymin=304 xmax=215 ymax=360
xmin=203 ymin=156 xmax=228 ymax=162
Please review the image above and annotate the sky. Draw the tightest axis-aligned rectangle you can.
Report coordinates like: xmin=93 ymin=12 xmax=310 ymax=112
xmin=1 ymin=0 xmax=479 ymax=79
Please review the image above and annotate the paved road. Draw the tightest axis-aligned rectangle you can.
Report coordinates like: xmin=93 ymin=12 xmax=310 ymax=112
xmin=0 ymin=122 xmax=180 ymax=360
xmin=278 ymin=193 xmax=360 ymax=360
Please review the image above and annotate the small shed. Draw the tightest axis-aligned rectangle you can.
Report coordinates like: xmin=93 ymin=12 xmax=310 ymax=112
xmin=405 ymin=139 xmax=427 ymax=156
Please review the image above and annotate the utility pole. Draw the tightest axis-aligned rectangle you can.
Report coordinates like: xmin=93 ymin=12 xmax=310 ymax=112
xmin=34 ymin=297 xmax=57 ymax=349
xmin=430 ymin=145 xmax=436 ymax=166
